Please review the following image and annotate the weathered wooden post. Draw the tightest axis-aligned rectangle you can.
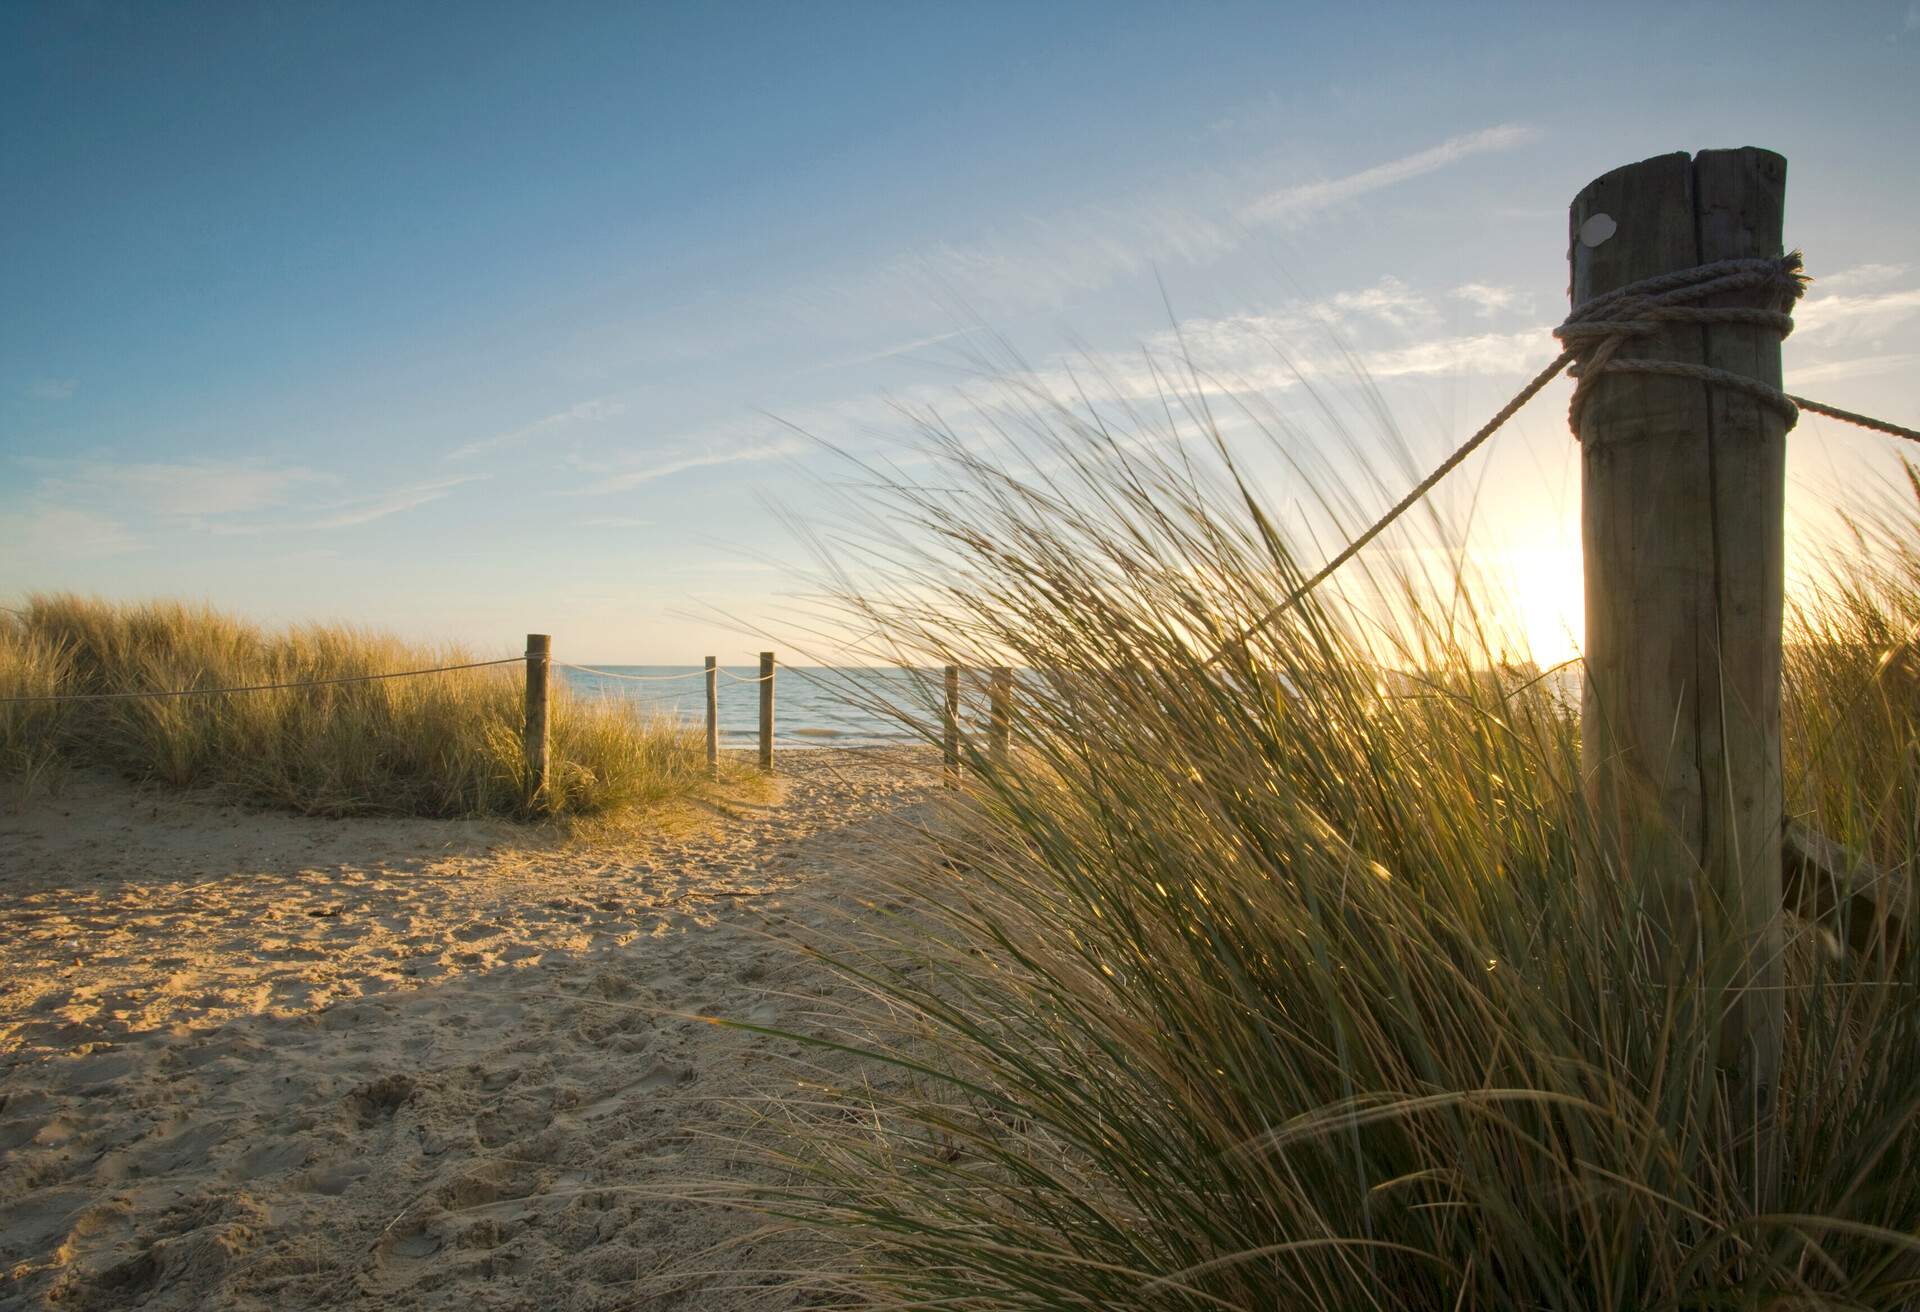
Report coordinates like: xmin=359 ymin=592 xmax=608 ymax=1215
xmin=524 ymin=633 xmax=551 ymax=803
xmin=989 ymin=666 xmax=1011 ymax=763
xmin=704 ymin=656 xmax=718 ymax=774
xmin=758 ymin=651 xmax=775 ymax=772
xmin=1571 ymin=149 xmax=1787 ymax=1138
xmin=943 ymin=664 xmax=960 ymax=786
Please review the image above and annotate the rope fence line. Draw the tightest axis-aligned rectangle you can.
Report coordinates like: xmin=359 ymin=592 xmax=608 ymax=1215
xmin=2 ymin=657 xmax=783 ymax=706
xmin=0 ymin=656 xmax=524 ymax=706
xmin=556 ymin=662 xmax=708 ymax=683
xmin=1791 ymin=396 xmax=1920 ymax=446
xmin=1207 ymin=253 xmax=1917 ymax=665
xmin=5 ymin=635 xmax=797 ymax=787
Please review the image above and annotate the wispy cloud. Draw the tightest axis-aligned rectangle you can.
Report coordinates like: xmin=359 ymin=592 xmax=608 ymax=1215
xmin=447 ymin=398 xmax=627 ymax=461
xmin=798 ymin=330 xmax=971 ymax=376
xmin=560 ymin=271 xmax=1563 ymax=505
xmin=1238 ymin=125 xmax=1540 ymax=227
xmin=304 ymin=476 xmax=485 ymax=529
xmin=21 ymin=458 xmax=326 ymax=517
xmin=572 ymin=437 xmax=809 ymax=495
xmin=11 ymin=454 xmax=489 ymax=541
xmin=1796 ymin=285 xmax=1920 ymax=340
xmin=1060 ymin=320 xmax=1553 ymax=404
xmin=1787 ymin=352 xmax=1916 ymax=386
xmin=1130 ymin=278 xmax=1548 ymax=387
xmin=802 ymin=124 xmax=1541 ymax=317
xmin=1814 ymin=262 xmax=1909 ymax=291
xmin=1453 ymin=282 xmax=1522 ymax=317
xmin=207 ymin=475 xmax=489 ymax=534
xmin=709 ymin=276 xmax=1566 ymax=481
xmin=0 ymin=506 xmax=137 ymax=558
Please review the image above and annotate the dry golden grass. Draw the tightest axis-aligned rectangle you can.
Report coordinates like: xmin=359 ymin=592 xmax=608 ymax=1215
xmin=0 ymin=594 xmax=714 ymax=820
xmin=744 ymin=367 xmax=1920 ymax=1308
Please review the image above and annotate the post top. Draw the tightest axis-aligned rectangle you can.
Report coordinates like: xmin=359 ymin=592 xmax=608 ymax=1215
xmin=1573 ymin=148 xmax=1785 ymax=211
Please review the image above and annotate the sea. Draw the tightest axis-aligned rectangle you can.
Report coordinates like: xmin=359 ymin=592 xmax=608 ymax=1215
xmin=556 ymin=665 xmax=938 ymax=749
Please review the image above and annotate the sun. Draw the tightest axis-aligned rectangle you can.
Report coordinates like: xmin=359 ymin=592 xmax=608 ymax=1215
xmin=1497 ymin=540 xmax=1584 ymax=668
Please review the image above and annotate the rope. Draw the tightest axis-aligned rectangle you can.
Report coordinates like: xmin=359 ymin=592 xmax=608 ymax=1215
xmin=1206 ymin=252 xmax=1916 ymax=665
xmin=1203 ymin=349 xmax=1575 ymax=666
xmin=1557 ymin=255 xmax=1807 ymax=433
xmin=556 ymin=662 xmax=709 ymax=682
xmin=718 ymin=669 xmax=775 ymax=683
xmin=0 ymin=657 xmax=522 ymax=706
xmin=1790 ymin=395 xmax=1920 ymax=446
xmin=1557 ymin=255 xmax=1919 ymax=447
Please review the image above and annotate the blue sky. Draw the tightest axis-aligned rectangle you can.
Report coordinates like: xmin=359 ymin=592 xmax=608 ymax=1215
xmin=4 ymin=2 xmax=1917 ymax=662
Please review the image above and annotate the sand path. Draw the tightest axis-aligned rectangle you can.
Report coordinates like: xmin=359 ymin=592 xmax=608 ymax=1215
xmin=0 ymin=748 xmax=936 ymax=1311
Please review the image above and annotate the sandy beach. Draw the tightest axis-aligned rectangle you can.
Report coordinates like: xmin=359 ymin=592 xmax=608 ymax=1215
xmin=0 ymin=747 xmax=939 ymax=1311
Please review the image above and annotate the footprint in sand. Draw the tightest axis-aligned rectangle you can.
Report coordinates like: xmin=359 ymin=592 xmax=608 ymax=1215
xmin=343 ymin=1072 xmax=416 ymax=1127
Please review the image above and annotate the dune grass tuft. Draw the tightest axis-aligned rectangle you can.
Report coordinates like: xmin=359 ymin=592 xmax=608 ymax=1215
xmin=0 ymin=594 xmax=711 ymax=820
xmin=752 ymin=370 xmax=1920 ymax=1308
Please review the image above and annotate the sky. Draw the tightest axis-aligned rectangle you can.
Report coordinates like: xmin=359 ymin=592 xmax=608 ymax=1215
xmin=3 ymin=1 xmax=1917 ymax=664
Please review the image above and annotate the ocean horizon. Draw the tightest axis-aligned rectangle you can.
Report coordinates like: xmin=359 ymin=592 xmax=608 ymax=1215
xmin=556 ymin=664 xmax=942 ymax=748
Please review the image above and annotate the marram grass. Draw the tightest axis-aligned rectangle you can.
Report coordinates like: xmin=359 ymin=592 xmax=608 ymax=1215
xmin=744 ymin=372 xmax=1920 ymax=1309
xmin=0 ymin=594 xmax=710 ymax=820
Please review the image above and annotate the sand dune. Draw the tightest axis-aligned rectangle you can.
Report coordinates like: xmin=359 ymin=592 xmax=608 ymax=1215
xmin=0 ymin=748 xmax=936 ymax=1311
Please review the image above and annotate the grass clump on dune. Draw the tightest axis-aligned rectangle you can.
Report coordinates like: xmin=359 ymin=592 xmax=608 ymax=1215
xmin=0 ymin=594 xmax=709 ymax=820
xmin=754 ymin=371 xmax=1920 ymax=1308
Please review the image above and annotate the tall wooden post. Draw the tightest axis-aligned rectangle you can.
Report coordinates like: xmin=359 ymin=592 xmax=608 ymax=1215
xmin=1572 ymin=149 xmax=1787 ymax=1140
xmin=943 ymin=664 xmax=960 ymax=787
xmin=524 ymin=633 xmax=551 ymax=803
xmin=758 ymin=651 xmax=775 ymax=772
xmin=989 ymin=666 xmax=1011 ymax=763
xmin=704 ymin=656 xmax=718 ymax=774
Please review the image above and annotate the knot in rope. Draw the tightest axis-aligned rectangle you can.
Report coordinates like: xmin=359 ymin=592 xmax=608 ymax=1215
xmin=1553 ymin=253 xmax=1807 ymax=438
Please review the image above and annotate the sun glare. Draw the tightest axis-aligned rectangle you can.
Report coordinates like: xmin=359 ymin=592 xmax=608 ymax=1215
xmin=1496 ymin=540 xmax=1584 ymax=668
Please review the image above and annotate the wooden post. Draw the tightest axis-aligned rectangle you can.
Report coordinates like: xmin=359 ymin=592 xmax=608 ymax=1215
xmin=943 ymin=664 xmax=960 ymax=786
xmin=524 ymin=633 xmax=551 ymax=803
xmin=989 ymin=666 xmax=1011 ymax=763
xmin=757 ymin=651 xmax=775 ymax=772
xmin=1572 ymin=149 xmax=1787 ymax=1138
xmin=704 ymin=656 xmax=718 ymax=774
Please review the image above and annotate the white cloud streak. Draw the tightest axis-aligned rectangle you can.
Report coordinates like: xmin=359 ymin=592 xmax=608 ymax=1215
xmin=1237 ymin=124 xmax=1541 ymax=227
xmin=22 ymin=458 xmax=326 ymax=517
xmin=804 ymin=124 xmax=1541 ymax=316
xmin=302 ymin=476 xmax=485 ymax=529
xmin=447 ymin=398 xmax=627 ymax=461
xmin=1453 ymin=282 xmax=1521 ymax=317
xmin=1795 ymin=286 xmax=1920 ymax=340
xmin=572 ymin=437 xmax=810 ymax=495
xmin=1813 ymin=262 xmax=1909 ymax=291
xmin=207 ymin=475 xmax=489 ymax=534
xmin=1787 ymin=353 xmax=1916 ymax=386
xmin=0 ymin=506 xmax=137 ymax=558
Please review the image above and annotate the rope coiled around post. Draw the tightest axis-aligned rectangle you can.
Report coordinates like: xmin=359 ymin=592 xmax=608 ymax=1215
xmin=1555 ymin=254 xmax=1808 ymax=435
xmin=1206 ymin=252 xmax=1918 ymax=664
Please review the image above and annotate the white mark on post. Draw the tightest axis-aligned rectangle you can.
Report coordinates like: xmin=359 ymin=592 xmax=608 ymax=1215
xmin=1578 ymin=213 xmax=1618 ymax=249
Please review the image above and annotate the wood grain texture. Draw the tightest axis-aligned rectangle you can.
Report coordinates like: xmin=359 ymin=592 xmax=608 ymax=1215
xmin=704 ymin=656 xmax=718 ymax=773
xmin=758 ymin=651 xmax=775 ymax=772
xmin=943 ymin=664 xmax=960 ymax=787
xmin=1571 ymin=148 xmax=1786 ymax=1132
xmin=524 ymin=633 xmax=551 ymax=802
xmin=989 ymin=666 xmax=1011 ymax=763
